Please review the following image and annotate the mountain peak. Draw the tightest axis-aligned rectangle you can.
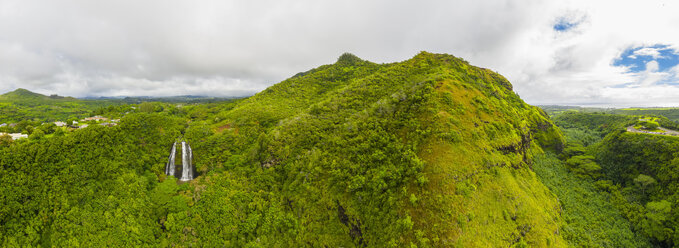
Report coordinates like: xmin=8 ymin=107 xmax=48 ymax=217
xmin=12 ymin=88 xmax=33 ymax=94
xmin=335 ymin=52 xmax=364 ymax=66
xmin=1 ymin=88 xmax=47 ymax=99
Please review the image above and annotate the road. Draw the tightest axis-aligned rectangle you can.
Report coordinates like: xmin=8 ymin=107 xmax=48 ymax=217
xmin=627 ymin=126 xmax=679 ymax=137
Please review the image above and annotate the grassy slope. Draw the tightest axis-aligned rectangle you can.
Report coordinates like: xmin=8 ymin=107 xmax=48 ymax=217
xmin=203 ymin=52 xmax=568 ymax=246
xmin=220 ymin=53 xmax=380 ymax=128
xmin=413 ymin=65 xmax=564 ymax=247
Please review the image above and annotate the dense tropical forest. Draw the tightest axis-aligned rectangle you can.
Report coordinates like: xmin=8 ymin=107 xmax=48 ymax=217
xmin=1 ymin=52 xmax=678 ymax=247
xmin=537 ymin=109 xmax=679 ymax=247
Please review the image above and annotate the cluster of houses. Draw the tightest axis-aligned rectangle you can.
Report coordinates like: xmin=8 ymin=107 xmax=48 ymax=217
xmin=0 ymin=132 xmax=28 ymax=140
xmin=80 ymin=116 xmax=120 ymax=128
xmin=53 ymin=116 xmax=119 ymax=129
xmin=0 ymin=123 xmax=28 ymax=140
xmin=61 ymin=115 xmax=120 ymax=129
xmin=0 ymin=116 xmax=120 ymax=140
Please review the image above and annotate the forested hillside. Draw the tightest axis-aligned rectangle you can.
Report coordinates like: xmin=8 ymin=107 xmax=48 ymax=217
xmin=2 ymin=52 xmax=576 ymax=247
xmin=541 ymin=111 xmax=679 ymax=247
xmin=0 ymin=89 xmax=122 ymax=123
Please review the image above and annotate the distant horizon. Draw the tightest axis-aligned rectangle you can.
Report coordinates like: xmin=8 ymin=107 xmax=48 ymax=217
xmin=1 ymin=87 xmax=253 ymax=99
xmin=3 ymin=87 xmax=679 ymax=109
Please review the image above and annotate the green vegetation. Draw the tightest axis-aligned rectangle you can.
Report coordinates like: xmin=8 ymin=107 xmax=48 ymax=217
xmin=593 ymin=131 xmax=679 ymax=245
xmin=0 ymin=52 xmax=572 ymax=247
xmin=547 ymin=111 xmax=679 ymax=247
xmin=197 ymin=52 xmax=567 ymax=247
xmin=533 ymin=153 xmax=651 ymax=247
xmin=0 ymin=113 xmax=185 ymax=246
xmin=552 ymin=111 xmax=635 ymax=132
xmin=0 ymin=89 xmax=122 ymax=123
xmin=10 ymin=52 xmax=679 ymax=247
xmin=0 ymin=88 xmax=241 ymax=125
xmin=543 ymin=105 xmax=679 ymax=131
xmin=634 ymin=118 xmax=661 ymax=131
xmin=618 ymin=108 xmax=679 ymax=123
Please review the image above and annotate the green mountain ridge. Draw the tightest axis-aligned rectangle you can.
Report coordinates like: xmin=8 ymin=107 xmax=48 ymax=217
xmin=0 ymin=88 xmax=79 ymax=100
xmin=0 ymin=88 xmax=48 ymax=100
xmin=190 ymin=52 xmax=568 ymax=246
xmin=0 ymin=89 xmax=117 ymax=123
xmin=2 ymin=52 xmax=576 ymax=247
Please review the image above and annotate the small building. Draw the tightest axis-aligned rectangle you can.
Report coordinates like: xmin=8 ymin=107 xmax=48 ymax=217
xmin=0 ymin=123 xmax=6 ymax=127
xmin=81 ymin=115 xmax=109 ymax=122
xmin=79 ymin=124 xmax=89 ymax=129
xmin=54 ymin=121 xmax=67 ymax=127
xmin=0 ymin=133 xmax=28 ymax=140
xmin=11 ymin=133 xmax=28 ymax=140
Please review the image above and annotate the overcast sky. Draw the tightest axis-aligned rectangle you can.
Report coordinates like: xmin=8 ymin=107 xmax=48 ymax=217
xmin=1 ymin=0 xmax=678 ymax=107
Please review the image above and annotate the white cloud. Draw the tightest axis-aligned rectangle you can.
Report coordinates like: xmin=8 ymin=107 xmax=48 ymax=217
xmin=0 ymin=0 xmax=677 ymax=106
xmin=646 ymin=61 xmax=659 ymax=73
xmin=633 ymin=47 xmax=664 ymax=59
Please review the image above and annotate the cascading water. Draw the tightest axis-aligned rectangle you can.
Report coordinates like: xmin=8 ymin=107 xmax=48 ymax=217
xmin=165 ymin=140 xmax=195 ymax=181
xmin=165 ymin=142 xmax=177 ymax=176
xmin=188 ymin=144 xmax=193 ymax=178
xmin=180 ymin=141 xmax=194 ymax=181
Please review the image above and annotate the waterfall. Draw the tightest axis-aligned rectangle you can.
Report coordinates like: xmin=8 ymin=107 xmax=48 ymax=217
xmin=180 ymin=141 xmax=193 ymax=181
xmin=165 ymin=142 xmax=177 ymax=176
xmin=188 ymin=144 xmax=193 ymax=179
xmin=165 ymin=139 xmax=195 ymax=181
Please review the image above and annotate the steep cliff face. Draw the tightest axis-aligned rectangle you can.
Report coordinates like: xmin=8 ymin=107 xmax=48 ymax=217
xmin=220 ymin=52 xmax=567 ymax=246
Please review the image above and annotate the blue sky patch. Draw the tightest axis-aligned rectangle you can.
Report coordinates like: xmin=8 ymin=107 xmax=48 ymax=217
xmin=553 ymin=18 xmax=578 ymax=31
xmin=553 ymin=13 xmax=587 ymax=32
xmin=613 ymin=44 xmax=679 ymax=73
